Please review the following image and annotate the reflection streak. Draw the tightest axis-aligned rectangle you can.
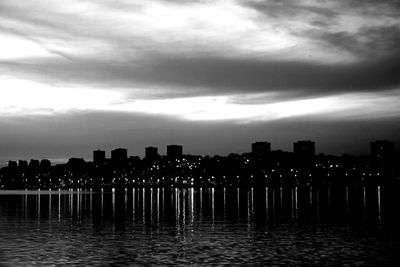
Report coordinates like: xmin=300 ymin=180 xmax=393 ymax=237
xmin=58 ymin=193 xmax=61 ymax=221
xmin=49 ymin=192 xmax=51 ymax=220
xmin=37 ymin=193 xmax=41 ymax=222
xmin=295 ymin=186 xmax=298 ymax=219
xmin=157 ymin=188 xmax=160 ymax=223
xmin=212 ymin=188 xmax=215 ymax=223
xmin=363 ymin=186 xmax=367 ymax=221
xmin=12 ymin=186 xmax=390 ymax=230
xmin=237 ymin=188 xmax=240 ymax=218
xmin=142 ymin=188 xmax=145 ymax=224
xmin=190 ymin=188 xmax=194 ymax=224
xmin=345 ymin=186 xmax=349 ymax=219
xmin=132 ymin=188 xmax=136 ymax=223
xmin=266 ymin=187 xmax=269 ymax=220
xmin=377 ymin=186 xmax=381 ymax=223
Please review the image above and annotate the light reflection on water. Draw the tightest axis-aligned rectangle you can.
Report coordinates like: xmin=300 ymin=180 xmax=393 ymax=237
xmin=0 ymin=186 xmax=400 ymax=266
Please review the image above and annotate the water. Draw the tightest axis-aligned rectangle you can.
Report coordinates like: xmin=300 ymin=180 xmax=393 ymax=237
xmin=1 ymin=186 xmax=400 ymax=266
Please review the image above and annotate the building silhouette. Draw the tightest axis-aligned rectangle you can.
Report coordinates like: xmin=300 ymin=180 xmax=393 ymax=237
xmin=111 ymin=148 xmax=128 ymax=165
xmin=371 ymin=140 xmax=395 ymax=177
xmin=67 ymin=158 xmax=86 ymax=171
xmin=371 ymin=140 xmax=394 ymax=162
xmin=145 ymin=146 xmax=159 ymax=160
xmin=93 ymin=149 xmax=106 ymax=164
xmin=40 ymin=159 xmax=51 ymax=169
xmin=8 ymin=161 xmax=17 ymax=168
xmin=294 ymin=140 xmax=315 ymax=158
xmin=294 ymin=140 xmax=315 ymax=168
xmin=29 ymin=159 xmax=40 ymax=169
xmin=167 ymin=145 xmax=183 ymax=159
xmin=18 ymin=160 xmax=28 ymax=168
xmin=252 ymin=142 xmax=271 ymax=160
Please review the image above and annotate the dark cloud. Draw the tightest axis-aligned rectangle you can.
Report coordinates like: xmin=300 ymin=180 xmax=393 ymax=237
xmin=244 ymin=0 xmax=400 ymax=20
xmin=243 ymin=0 xmax=339 ymax=21
xmin=140 ymin=53 xmax=400 ymax=96
xmin=2 ymin=50 xmax=400 ymax=100
xmin=300 ymin=25 xmax=400 ymax=59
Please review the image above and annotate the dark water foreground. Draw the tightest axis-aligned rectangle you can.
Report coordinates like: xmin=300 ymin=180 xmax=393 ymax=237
xmin=1 ymin=186 xmax=400 ymax=266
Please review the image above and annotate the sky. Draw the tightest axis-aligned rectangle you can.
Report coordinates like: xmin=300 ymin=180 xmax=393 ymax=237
xmin=1 ymin=0 xmax=400 ymax=163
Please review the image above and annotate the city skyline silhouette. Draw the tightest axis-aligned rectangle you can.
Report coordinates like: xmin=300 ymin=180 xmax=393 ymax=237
xmin=1 ymin=139 xmax=397 ymax=190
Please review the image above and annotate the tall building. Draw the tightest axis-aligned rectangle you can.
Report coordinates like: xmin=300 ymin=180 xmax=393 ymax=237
xmin=371 ymin=140 xmax=394 ymax=162
xmin=28 ymin=159 xmax=40 ymax=169
xmin=167 ymin=145 xmax=183 ymax=159
xmin=294 ymin=140 xmax=315 ymax=158
xmin=145 ymin=146 xmax=159 ymax=160
xmin=111 ymin=148 xmax=128 ymax=165
xmin=40 ymin=159 xmax=51 ymax=169
xmin=18 ymin=160 xmax=28 ymax=168
xmin=93 ymin=149 xmax=106 ymax=164
xmin=8 ymin=161 xmax=17 ymax=168
xmin=252 ymin=142 xmax=271 ymax=160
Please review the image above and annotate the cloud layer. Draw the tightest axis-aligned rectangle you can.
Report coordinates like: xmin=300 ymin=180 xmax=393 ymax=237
xmin=1 ymin=0 xmax=400 ymax=159
xmin=1 ymin=0 xmax=400 ymax=100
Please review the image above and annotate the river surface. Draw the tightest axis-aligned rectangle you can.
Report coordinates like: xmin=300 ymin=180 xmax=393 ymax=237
xmin=1 ymin=186 xmax=400 ymax=266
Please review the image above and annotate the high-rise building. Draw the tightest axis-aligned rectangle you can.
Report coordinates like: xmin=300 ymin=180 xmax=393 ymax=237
xmin=8 ymin=161 xmax=17 ymax=168
xmin=371 ymin=140 xmax=394 ymax=162
xmin=294 ymin=140 xmax=315 ymax=158
xmin=28 ymin=159 xmax=40 ymax=169
xmin=167 ymin=145 xmax=183 ymax=159
xmin=145 ymin=146 xmax=159 ymax=160
xmin=93 ymin=149 xmax=106 ymax=164
xmin=111 ymin=148 xmax=128 ymax=165
xmin=40 ymin=159 xmax=51 ymax=169
xmin=293 ymin=141 xmax=315 ymax=168
xmin=18 ymin=160 xmax=28 ymax=168
xmin=252 ymin=142 xmax=271 ymax=160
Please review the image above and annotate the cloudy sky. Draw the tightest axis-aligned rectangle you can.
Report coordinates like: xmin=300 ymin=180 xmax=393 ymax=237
xmin=1 ymin=0 xmax=399 ymax=163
